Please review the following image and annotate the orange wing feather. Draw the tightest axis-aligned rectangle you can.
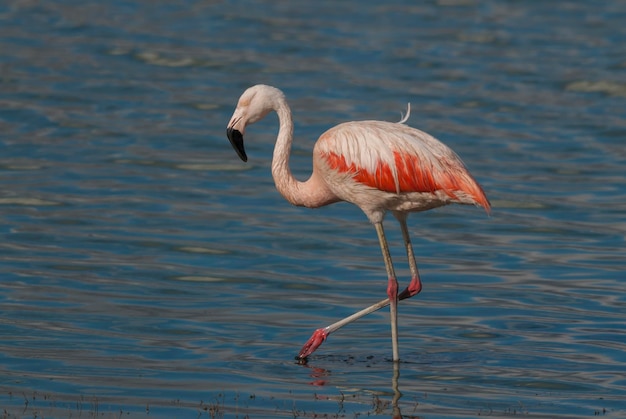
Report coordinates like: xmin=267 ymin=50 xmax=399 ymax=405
xmin=323 ymin=149 xmax=444 ymax=192
xmin=323 ymin=149 xmax=490 ymax=212
xmin=317 ymin=121 xmax=490 ymax=212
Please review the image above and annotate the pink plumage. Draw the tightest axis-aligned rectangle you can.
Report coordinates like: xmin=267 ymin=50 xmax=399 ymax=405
xmin=315 ymin=121 xmax=490 ymax=219
xmin=226 ymin=84 xmax=489 ymax=362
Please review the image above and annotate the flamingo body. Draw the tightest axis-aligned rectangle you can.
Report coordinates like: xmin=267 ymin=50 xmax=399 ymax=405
xmin=226 ymin=84 xmax=489 ymax=362
xmin=313 ymin=121 xmax=489 ymax=223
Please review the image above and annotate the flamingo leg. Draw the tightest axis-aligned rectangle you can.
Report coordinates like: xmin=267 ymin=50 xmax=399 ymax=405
xmin=296 ymin=222 xmax=406 ymax=362
xmin=395 ymin=214 xmax=423 ymax=300
xmin=296 ymin=297 xmax=391 ymax=361
xmin=374 ymin=222 xmax=400 ymax=362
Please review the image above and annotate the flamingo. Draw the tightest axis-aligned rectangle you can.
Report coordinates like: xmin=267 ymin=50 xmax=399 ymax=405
xmin=226 ymin=84 xmax=490 ymax=362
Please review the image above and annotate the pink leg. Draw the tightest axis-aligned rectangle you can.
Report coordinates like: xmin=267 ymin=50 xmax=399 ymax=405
xmin=398 ymin=265 xmax=422 ymax=300
xmin=396 ymin=213 xmax=423 ymax=300
xmin=297 ymin=222 xmax=401 ymax=362
xmin=398 ymin=278 xmax=422 ymax=300
xmin=297 ymin=327 xmax=328 ymax=361
xmin=376 ymin=222 xmax=400 ymax=362
xmin=297 ymin=297 xmax=394 ymax=360
xmin=297 ymin=217 xmax=424 ymax=362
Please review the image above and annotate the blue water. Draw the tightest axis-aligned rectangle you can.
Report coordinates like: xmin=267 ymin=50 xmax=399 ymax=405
xmin=1 ymin=1 xmax=625 ymax=418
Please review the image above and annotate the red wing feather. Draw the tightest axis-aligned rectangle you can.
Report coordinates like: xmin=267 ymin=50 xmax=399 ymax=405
xmin=323 ymin=150 xmax=440 ymax=194
xmin=323 ymin=149 xmax=490 ymax=212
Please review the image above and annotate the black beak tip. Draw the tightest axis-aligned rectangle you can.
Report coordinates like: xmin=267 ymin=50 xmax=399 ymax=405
xmin=226 ymin=128 xmax=247 ymax=162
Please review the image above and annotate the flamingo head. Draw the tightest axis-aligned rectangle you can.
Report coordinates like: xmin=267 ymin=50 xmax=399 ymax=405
xmin=226 ymin=84 xmax=285 ymax=162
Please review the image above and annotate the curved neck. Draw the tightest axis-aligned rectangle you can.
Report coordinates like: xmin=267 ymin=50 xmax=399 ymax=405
xmin=271 ymin=99 xmax=303 ymax=206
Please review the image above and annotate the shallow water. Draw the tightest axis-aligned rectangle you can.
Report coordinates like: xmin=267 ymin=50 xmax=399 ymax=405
xmin=1 ymin=0 xmax=625 ymax=418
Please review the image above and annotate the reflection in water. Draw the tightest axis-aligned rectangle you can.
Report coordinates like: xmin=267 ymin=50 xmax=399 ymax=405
xmin=301 ymin=360 xmax=415 ymax=419
xmin=391 ymin=362 xmax=403 ymax=419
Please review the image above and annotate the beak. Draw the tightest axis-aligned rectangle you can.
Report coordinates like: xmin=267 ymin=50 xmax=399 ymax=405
xmin=226 ymin=127 xmax=247 ymax=162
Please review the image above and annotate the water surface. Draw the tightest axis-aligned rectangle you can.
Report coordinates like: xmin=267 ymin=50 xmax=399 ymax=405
xmin=1 ymin=0 xmax=625 ymax=417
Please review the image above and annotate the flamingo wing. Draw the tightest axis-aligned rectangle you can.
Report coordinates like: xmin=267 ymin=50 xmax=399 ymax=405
xmin=316 ymin=121 xmax=490 ymax=211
